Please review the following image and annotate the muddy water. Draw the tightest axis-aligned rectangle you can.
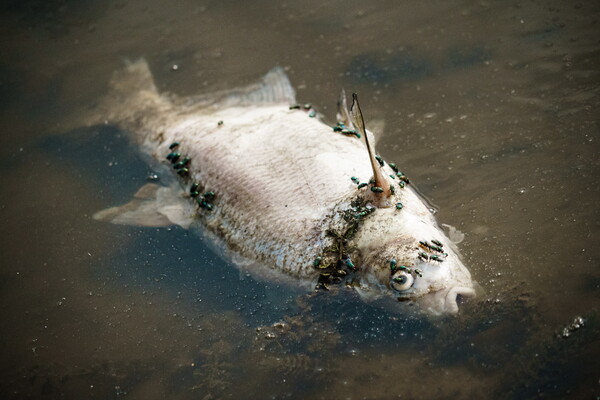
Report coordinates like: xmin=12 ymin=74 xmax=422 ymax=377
xmin=1 ymin=1 xmax=599 ymax=399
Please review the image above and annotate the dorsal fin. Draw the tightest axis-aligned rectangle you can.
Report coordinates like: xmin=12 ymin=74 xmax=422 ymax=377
xmin=350 ymin=93 xmax=391 ymax=198
xmin=225 ymin=66 xmax=296 ymax=105
xmin=183 ymin=67 xmax=296 ymax=109
xmin=336 ymin=89 xmax=354 ymax=128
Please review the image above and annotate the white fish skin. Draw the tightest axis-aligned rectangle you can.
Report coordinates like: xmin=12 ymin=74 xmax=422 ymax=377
xmin=94 ymin=59 xmax=476 ymax=315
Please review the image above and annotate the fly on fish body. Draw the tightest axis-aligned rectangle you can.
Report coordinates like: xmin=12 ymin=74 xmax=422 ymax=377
xmin=176 ymin=167 xmax=189 ymax=177
xmin=419 ymin=240 xmax=446 ymax=255
xmin=166 ymin=152 xmax=181 ymax=162
xmin=431 ymin=239 xmax=443 ymax=248
xmin=173 ymin=157 xmax=190 ymax=169
xmin=430 ymin=245 xmax=444 ymax=253
xmin=198 ymin=200 xmax=213 ymax=210
xmin=397 ymin=173 xmax=410 ymax=184
xmin=419 ymin=240 xmax=433 ymax=250
xmin=345 ymin=258 xmax=356 ymax=270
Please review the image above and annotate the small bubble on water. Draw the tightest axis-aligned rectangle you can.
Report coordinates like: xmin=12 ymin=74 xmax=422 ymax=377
xmin=265 ymin=332 xmax=276 ymax=339
xmin=559 ymin=316 xmax=585 ymax=339
xmin=171 ymin=64 xmax=179 ymax=71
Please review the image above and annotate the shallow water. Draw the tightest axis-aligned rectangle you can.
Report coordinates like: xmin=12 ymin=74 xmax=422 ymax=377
xmin=1 ymin=1 xmax=599 ymax=399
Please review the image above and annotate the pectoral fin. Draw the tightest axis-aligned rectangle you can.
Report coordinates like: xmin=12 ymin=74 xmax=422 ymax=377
xmin=93 ymin=183 xmax=194 ymax=228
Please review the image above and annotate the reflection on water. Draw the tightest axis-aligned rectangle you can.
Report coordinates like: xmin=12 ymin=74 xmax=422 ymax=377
xmin=1 ymin=0 xmax=599 ymax=398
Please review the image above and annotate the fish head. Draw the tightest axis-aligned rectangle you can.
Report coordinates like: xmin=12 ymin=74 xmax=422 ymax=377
xmin=358 ymin=235 xmax=476 ymax=315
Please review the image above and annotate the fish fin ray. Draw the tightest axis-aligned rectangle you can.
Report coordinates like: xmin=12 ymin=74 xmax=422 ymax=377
xmin=336 ymin=89 xmax=354 ymax=127
xmin=58 ymin=58 xmax=164 ymax=131
xmin=183 ymin=67 xmax=296 ymax=109
xmin=366 ymin=118 xmax=385 ymax=146
xmin=76 ymin=58 xmax=170 ymax=130
xmin=224 ymin=66 xmax=296 ymax=105
xmin=350 ymin=93 xmax=391 ymax=197
xmin=93 ymin=183 xmax=194 ymax=228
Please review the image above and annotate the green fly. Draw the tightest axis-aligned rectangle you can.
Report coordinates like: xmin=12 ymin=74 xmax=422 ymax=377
xmin=166 ymin=152 xmax=181 ymax=162
xmin=177 ymin=167 xmax=189 ymax=177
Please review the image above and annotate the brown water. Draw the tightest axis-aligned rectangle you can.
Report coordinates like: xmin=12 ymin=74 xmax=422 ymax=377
xmin=1 ymin=1 xmax=599 ymax=399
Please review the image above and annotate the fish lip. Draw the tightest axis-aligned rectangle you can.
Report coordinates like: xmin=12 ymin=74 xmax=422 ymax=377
xmin=417 ymin=285 xmax=476 ymax=315
xmin=444 ymin=286 xmax=476 ymax=314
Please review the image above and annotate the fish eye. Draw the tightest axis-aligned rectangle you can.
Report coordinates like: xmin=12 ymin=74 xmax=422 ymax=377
xmin=390 ymin=271 xmax=414 ymax=292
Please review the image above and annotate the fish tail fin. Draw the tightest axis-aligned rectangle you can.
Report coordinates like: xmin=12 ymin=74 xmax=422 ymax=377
xmin=78 ymin=58 xmax=168 ymax=128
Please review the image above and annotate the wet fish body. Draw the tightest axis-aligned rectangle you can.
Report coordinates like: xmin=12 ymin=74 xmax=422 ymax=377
xmin=94 ymin=60 xmax=476 ymax=315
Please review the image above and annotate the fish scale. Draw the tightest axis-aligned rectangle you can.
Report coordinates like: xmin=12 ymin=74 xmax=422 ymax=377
xmin=93 ymin=59 xmax=477 ymax=314
xmin=148 ymin=108 xmax=374 ymax=279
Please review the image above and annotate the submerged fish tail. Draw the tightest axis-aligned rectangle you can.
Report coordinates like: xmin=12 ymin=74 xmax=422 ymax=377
xmin=74 ymin=58 xmax=172 ymax=140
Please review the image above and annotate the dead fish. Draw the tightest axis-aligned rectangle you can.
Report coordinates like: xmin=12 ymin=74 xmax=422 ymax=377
xmin=91 ymin=59 xmax=476 ymax=315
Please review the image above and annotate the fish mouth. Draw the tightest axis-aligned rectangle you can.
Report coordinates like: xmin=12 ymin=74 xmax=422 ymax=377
xmin=444 ymin=286 xmax=476 ymax=314
xmin=418 ymin=286 xmax=476 ymax=315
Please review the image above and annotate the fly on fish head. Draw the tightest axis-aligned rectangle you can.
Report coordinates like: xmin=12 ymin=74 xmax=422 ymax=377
xmin=358 ymin=233 xmax=477 ymax=315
